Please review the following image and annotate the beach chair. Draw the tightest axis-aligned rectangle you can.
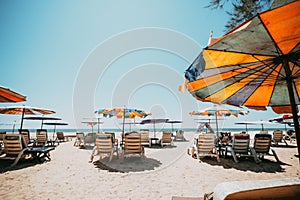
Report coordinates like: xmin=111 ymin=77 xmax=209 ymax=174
xmin=84 ymin=132 xmax=96 ymax=148
xmin=140 ymin=129 xmax=150 ymax=146
xmin=0 ymin=131 xmax=6 ymax=151
xmin=272 ymin=130 xmax=288 ymax=146
xmin=160 ymin=131 xmax=174 ymax=147
xmin=18 ymin=129 xmax=32 ymax=146
xmin=285 ymin=129 xmax=296 ymax=144
xmin=35 ymin=129 xmax=49 ymax=146
xmin=175 ymin=130 xmax=186 ymax=141
xmin=56 ymin=132 xmax=66 ymax=143
xmin=195 ymin=133 xmax=220 ymax=162
xmin=122 ymin=133 xmax=144 ymax=158
xmin=0 ymin=134 xmax=29 ymax=166
xmin=253 ymin=133 xmax=280 ymax=162
xmin=225 ymin=134 xmax=260 ymax=163
xmin=90 ymin=134 xmax=119 ymax=162
xmin=0 ymin=134 xmax=55 ymax=167
xmin=74 ymin=132 xmax=85 ymax=147
xmin=104 ymin=132 xmax=118 ymax=147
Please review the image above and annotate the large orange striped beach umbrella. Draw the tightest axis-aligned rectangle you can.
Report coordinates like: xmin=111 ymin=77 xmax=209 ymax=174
xmin=0 ymin=85 xmax=26 ymax=103
xmin=184 ymin=1 xmax=300 ymax=160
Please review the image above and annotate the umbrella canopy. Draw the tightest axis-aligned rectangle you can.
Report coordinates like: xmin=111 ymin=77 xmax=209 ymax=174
xmin=190 ymin=104 xmax=248 ymax=137
xmin=23 ymin=116 xmax=61 ymax=129
xmin=269 ymin=113 xmax=298 ymax=130
xmin=140 ymin=118 xmax=169 ymax=138
xmin=81 ymin=121 xmax=104 ymax=133
xmin=184 ymin=1 xmax=300 ymax=160
xmin=0 ymin=106 xmax=55 ymax=130
xmin=43 ymin=122 xmax=68 ymax=139
xmin=235 ymin=120 xmax=273 ymax=132
xmin=166 ymin=120 xmax=182 ymax=133
xmin=0 ymin=85 xmax=26 ymax=103
xmin=95 ymin=108 xmax=151 ymax=119
xmin=95 ymin=107 xmax=151 ymax=143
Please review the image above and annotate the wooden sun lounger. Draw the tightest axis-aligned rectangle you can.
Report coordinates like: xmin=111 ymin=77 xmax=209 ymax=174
xmin=213 ymin=178 xmax=300 ymax=200
xmin=0 ymin=134 xmax=55 ymax=167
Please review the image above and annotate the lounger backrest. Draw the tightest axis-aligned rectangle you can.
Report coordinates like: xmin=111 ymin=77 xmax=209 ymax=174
xmin=85 ymin=132 xmax=96 ymax=143
xmin=140 ymin=130 xmax=149 ymax=143
xmin=0 ymin=131 xmax=6 ymax=141
xmin=76 ymin=132 xmax=84 ymax=139
xmin=3 ymin=134 xmax=25 ymax=155
xmin=260 ymin=130 xmax=268 ymax=134
xmin=162 ymin=131 xmax=172 ymax=143
xmin=197 ymin=133 xmax=215 ymax=155
xmin=254 ymin=134 xmax=271 ymax=153
xmin=232 ymin=134 xmax=250 ymax=153
xmin=124 ymin=133 xmax=142 ymax=153
xmin=273 ymin=130 xmax=283 ymax=142
xmin=19 ymin=129 xmax=30 ymax=145
xmin=176 ymin=130 xmax=184 ymax=138
xmin=104 ymin=132 xmax=116 ymax=143
xmin=36 ymin=129 xmax=48 ymax=143
xmin=56 ymin=132 xmax=65 ymax=140
xmin=95 ymin=134 xmax=113 ymax=153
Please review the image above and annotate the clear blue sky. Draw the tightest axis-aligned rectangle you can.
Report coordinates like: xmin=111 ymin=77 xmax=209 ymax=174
xmin=0 ymin=0 xmax=282 ymax=131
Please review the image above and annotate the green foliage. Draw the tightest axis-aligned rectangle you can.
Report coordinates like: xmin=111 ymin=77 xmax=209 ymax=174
xmin=207 ymin=0 xmax=272 ymax=31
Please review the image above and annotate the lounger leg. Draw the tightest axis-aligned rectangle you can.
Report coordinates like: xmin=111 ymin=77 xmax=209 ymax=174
xmin=231 ymin=151 xmax=239 ymax=163
xmin=250 ymin=147 xmax=261 ymax=164
xmin=283 ymin=138 xmax=288 ymax=146
xmin=109 ymin=150 xmax=113 ymax=162
xmin=89 ymin=147 xmax=97 ymax=163
xmin=270 ymin=148 xmax=280 ymax=163
xmin=215 ymin=148 xmax=220 ymax=162
xmin=11 ymin=149 xmax=26 ymax=167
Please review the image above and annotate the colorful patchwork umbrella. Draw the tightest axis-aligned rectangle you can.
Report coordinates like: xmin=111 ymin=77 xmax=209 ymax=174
xmin=190 ymin=104 xmax=248 ymax=136
xmin=0 ymin=85 xmax=26 ymax=103
xmin=95 ymin=107 xmax=151 ymax=143
xmin=184 ymin=1 xmax=300 ymax=160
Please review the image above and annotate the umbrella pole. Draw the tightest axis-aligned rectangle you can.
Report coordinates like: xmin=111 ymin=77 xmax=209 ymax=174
xmin=284 ymin=59 xmax=300 ymax=162
xmin=20 ymin=107 xmax=25 ymax=131
xmin=97 ymin=118 xmax=100 ymax=133
xmin=154 ymin=121 xmax=156 ymax=138
xmin=53 ymin=125 xmax=56 ymax=139
xmin=122 ymin=108 xmax=126 ymax=145
xmin=215 ymin=112 xmax=219 ymax=138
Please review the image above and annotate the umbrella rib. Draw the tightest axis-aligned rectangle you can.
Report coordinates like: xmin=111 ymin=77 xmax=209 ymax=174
xmin=257 ymin=14 xmax=283 ymax=56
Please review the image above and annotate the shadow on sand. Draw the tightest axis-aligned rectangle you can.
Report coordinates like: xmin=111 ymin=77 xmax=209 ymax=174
xmin=93 ymin=155 xmax=162 ymax=173
xmin=198 ymin=156 xmax=291 ymax=173
xmin=201 ymin=157 xmax=288 ymax=173
xmin=0 ymin=158 xmax=49 ymax=173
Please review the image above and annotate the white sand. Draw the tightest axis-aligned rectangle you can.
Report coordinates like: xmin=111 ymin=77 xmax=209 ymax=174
xmin=0 ymin=131 xmax=299 ymax=200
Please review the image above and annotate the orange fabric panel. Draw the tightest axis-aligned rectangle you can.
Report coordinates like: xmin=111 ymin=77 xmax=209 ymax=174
xmin=260 ymin=1 xmax=300 ymax=54
xmin=204 ymin=50 xmax=272 ymax=69
xmin=244 ymin=65 xmax=281 ymax=106
xmin=205 ymin=65 xmax=271 ymax=103
xmin=271 ymin=105 xmax=298 ymax=114
xmin=187 ymin=64 xmax=262 ymax=92
xmin=0 ymin=89 xmax=26 ymax=102
xmin=246 ymin=106 xmax=267 ymax=111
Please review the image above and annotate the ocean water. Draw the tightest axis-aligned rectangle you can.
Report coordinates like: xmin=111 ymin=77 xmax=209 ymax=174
xmin=0 ymin=127 xmax=288 ymax=134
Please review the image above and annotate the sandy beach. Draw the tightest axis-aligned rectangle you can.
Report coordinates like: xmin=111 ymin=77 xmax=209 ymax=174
xmin=0 ymin=131 xmax=299 ymax=200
